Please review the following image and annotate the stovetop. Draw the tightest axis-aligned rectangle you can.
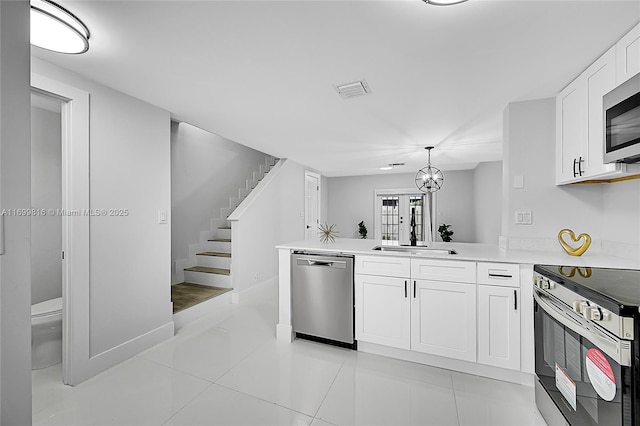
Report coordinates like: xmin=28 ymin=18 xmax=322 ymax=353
xmin=534 ymin=264 xmax=640 ymax=314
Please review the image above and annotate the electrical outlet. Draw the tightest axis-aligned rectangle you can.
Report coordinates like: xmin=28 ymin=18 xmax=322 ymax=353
xmin=515 ymin=211 xmax=532 ymax=225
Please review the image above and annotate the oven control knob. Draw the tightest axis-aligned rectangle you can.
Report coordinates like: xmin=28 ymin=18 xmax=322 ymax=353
xmin=583 ymin=306 xmax=603 ymax=321
xmin=538 ymin=279 xmax=555 ymax=290
xmin=573 ymin=300 xmax=590 ymax=314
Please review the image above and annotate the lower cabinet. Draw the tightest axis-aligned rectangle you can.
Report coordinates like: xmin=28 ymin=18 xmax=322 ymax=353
xmin=355 ymin=274 xmax=410 ymax=350
xmin=477 ymin=285 xmax=521 ymax=371
xmin=411 ymin=279 xmax=477 ymax=362
xmin=355 ymin=257 xmax=522 ymax=372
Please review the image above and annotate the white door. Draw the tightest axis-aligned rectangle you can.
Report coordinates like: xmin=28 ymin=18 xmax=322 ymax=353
xmin=355 ymin=274 xmax=410 ymax=349
xmin=304 ymin=172 xmax=320 ymax=240
xmin=477 ymin=285 xmax=521 ymax=371
xmin=411 ymin=279 xmax=477 ymax=362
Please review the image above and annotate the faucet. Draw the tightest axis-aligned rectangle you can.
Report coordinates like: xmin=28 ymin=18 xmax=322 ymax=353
xmin=409 ymin=207 xmax=417 ymax=246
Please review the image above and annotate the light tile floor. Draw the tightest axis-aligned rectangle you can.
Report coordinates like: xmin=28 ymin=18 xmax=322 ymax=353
xmin=33 ymin=281 xmax=548 ymax=425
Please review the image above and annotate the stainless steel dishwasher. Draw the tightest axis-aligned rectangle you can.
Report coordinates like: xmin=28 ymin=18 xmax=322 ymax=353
xmin=291 ymin=251 xmax=356 ymax=349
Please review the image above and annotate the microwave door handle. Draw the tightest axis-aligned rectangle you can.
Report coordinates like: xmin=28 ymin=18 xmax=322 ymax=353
xmin=533 ymin=291 xmax=631 ymax=366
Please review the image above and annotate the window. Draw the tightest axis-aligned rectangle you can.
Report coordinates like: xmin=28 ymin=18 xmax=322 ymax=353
xmin=375 ymin=192 xmax=432 ymax=243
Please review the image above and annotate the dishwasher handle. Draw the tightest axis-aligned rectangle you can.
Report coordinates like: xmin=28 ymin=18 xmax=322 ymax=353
xmin=295 ymin=257 xmax=348 ymax=269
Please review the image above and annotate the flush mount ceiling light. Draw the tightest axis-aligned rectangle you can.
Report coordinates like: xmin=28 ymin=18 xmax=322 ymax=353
xmin=30 ymin=0 xmax=90 ymax=54
xmin=422 ymin=0 xmax=468 ymax=5
xmin=415 ymin=147 xmax=444 ymax=193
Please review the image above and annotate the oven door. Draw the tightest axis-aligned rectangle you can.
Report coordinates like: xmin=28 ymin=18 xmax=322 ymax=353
xmin=534 ymin=290 xmax=633 ymax=426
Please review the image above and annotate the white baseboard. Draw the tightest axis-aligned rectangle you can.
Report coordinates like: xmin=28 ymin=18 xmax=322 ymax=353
xmin=357 ymin=341 xmax=534 ymax=386
xmin=68 ymin=321 xmax=175 ymax=385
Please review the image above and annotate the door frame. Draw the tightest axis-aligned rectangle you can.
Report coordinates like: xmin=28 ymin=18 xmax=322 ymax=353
xmin=31 ymin=74 xmax=89 ymax=385
xmin=304 ymin=171 xmax=321 ymax=240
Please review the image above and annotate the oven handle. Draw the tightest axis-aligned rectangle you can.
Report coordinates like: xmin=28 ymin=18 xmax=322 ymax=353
xmin=534 ymin=290 xmax=631 ymax=367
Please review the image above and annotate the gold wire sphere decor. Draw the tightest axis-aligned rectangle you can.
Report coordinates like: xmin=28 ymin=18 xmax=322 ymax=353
xmin=415 ymin=146 xmax=444 ymax=193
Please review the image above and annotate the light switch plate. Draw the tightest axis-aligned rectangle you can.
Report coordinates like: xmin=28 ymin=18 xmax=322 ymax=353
xmin=515 ymin=210 xmax=532 ymax=225
xmin=158 ymin=210 xmax=168 ymax=224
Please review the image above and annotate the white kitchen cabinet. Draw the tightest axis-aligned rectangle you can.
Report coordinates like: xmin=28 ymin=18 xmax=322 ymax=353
xmin=477 ymin=285 xmax=521 ymax=371
xmin=556 ymin=47 xmax=633 ymax=184
xmin=355 ymin=274 xmax=410 ymax=349
xmin=556 ymin=76 xmax=586 ymax=184
xmin=410 ymin=279 xmax=477 ymax=362
xmin=616 ymin=22 xmax=640 ymax=85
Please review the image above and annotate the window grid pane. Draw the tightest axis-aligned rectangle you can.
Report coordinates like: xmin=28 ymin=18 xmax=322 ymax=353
xmin=381 ymin=196 xmax=399 ymax=241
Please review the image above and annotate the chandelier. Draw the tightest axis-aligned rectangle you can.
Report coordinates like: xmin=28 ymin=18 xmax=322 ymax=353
xmin=415 ymin=146 xmax=444 ymax=193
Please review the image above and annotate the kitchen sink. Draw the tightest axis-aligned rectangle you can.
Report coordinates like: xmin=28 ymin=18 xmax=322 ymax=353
xmin=372 ymin=246 xmax=457 ymax=255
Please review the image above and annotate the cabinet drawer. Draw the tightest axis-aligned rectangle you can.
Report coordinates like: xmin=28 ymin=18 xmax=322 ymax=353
xmin=477 ymin=262 xmax=519 ymax=287
xmin=355 ymin=255 xmax=410 ymax=278
xmin=410 ymin=259 xmax=476 ymax=283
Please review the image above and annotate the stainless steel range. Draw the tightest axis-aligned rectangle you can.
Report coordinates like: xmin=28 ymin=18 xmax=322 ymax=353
xmin=533 ymin=264 xmax=640 ymax=426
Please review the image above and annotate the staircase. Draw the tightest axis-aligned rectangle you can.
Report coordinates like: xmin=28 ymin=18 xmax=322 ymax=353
xmin=173 ymin=155 xmax=279 ymax=306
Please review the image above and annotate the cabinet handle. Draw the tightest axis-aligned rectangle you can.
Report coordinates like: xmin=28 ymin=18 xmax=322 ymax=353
xmin=488 ymin=273 xmax=512 ymax=279
xmin=404 ymin=280 xmax=407 ymax=298
xmin=573 ymin=158 xmax=579 ymax=177
xmin=514 ymin=290 xmax=518 ymax=310
xmin=413 ymin=280 xmax=416 ymax=298
xmin=578 ymin=156 xmax=585 ymax=176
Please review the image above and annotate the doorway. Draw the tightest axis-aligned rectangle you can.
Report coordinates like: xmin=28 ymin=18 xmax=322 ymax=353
xmin=30 ymin=91 xmax=64 ymax=325
xmin=304 ymin=171 xmax=321 ymax=240
xmin=374 ymin=190 xmax=436 ymax=244
xmin=32 ymin=74 xmax=90 ymax=386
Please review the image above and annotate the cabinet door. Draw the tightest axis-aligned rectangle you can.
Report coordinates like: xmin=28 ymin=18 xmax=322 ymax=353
xmin=616 ymin=22 xmax=640 ymax=85
xmin=410 ymin=279 xmax=476 ymax=362
xmin=477 ymin=285 xmax=520 ymax=371
xmin=556 ymin=77 xmax=586 ymax=184
xmin=355 ymin=274 xmax=410 ymax=349
xmin=585 ymin=47 xmax=619 ymax=179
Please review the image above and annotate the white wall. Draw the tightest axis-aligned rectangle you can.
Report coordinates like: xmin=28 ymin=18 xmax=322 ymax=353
xmin=32 ymin=58 xmax=173 ymax=366
xmin=326 ymin=171 xmax=477 ymax=243
xmin=31 ymin=105 xmax=62 ymax=305
xmin=502 ymin=98 xmax=640 ymax=259
xmin=171 ymin=122 xmax=268 ymax=273
xmin=0 ymin=1 xmax=32 ymax=423
xmin=231 ymin=160 xmax=307 ymax=293
xmin=473 ymin=161 xmax=502 ymax=244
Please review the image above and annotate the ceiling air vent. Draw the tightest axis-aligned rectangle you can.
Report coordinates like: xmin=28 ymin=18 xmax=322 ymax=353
xmin=334 ymin=79 xmax=371 ymax=99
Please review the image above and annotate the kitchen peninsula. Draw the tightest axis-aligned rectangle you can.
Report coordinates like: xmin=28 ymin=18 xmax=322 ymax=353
xmin=276 ymin=238 xmax=640 ymax=385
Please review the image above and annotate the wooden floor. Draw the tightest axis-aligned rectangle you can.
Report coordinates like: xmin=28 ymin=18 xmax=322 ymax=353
xmin=171 ymin=282 xmax=232 ymax=313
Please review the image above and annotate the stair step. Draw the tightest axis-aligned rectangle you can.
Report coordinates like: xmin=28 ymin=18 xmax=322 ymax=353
xmin=196 ymin=251 xmax=231 ymax=258
xmin=184 ymin=266 xmax=230 ymax=275
xmin=208 ymin=238 xmax=231 ymax=243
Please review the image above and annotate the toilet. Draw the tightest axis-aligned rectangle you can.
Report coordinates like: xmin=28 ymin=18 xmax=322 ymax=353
xmin=31 ymin=297 xmax=63 ymax=370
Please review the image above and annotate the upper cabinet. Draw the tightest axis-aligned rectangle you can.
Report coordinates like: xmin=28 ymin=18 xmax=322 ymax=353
xmin=556 ymin=23 xmax=640 ymax=185
xmin=616 ymin=23 xmax=640 ymax=84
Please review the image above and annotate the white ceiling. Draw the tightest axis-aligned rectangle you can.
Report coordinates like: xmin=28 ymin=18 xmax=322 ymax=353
xmin=31 ymin=0 xmax=640 ymax=177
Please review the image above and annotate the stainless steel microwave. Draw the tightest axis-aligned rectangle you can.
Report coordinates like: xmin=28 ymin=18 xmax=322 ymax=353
xmin=604 ymin=72 xmax=640 ymax=163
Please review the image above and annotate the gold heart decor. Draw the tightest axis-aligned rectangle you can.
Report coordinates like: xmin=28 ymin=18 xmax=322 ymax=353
xmin=558 ymin=228 xmax=591 ymax=256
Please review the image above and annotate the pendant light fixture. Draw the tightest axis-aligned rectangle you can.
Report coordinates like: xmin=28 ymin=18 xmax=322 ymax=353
xmin=30 ymin=0 xmax=90 ymax=54
xmin=422 ymin=0 xmax=468 ymax=5
xmin=415 ymin=146 xmax=444 ymax=193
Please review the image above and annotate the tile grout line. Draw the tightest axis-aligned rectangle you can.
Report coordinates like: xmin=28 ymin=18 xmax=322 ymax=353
xmin=310 ymin=358 xmax=346 ymax=423
xmin=449 ymin=372 xmax=462 ymax=426
xmin=159 ymin=382 xmax=216 ymax=426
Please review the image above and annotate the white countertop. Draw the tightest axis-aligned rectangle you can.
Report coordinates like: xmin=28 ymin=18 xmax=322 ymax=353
xmin=277 ymin=238 xmax=640 ymax=269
